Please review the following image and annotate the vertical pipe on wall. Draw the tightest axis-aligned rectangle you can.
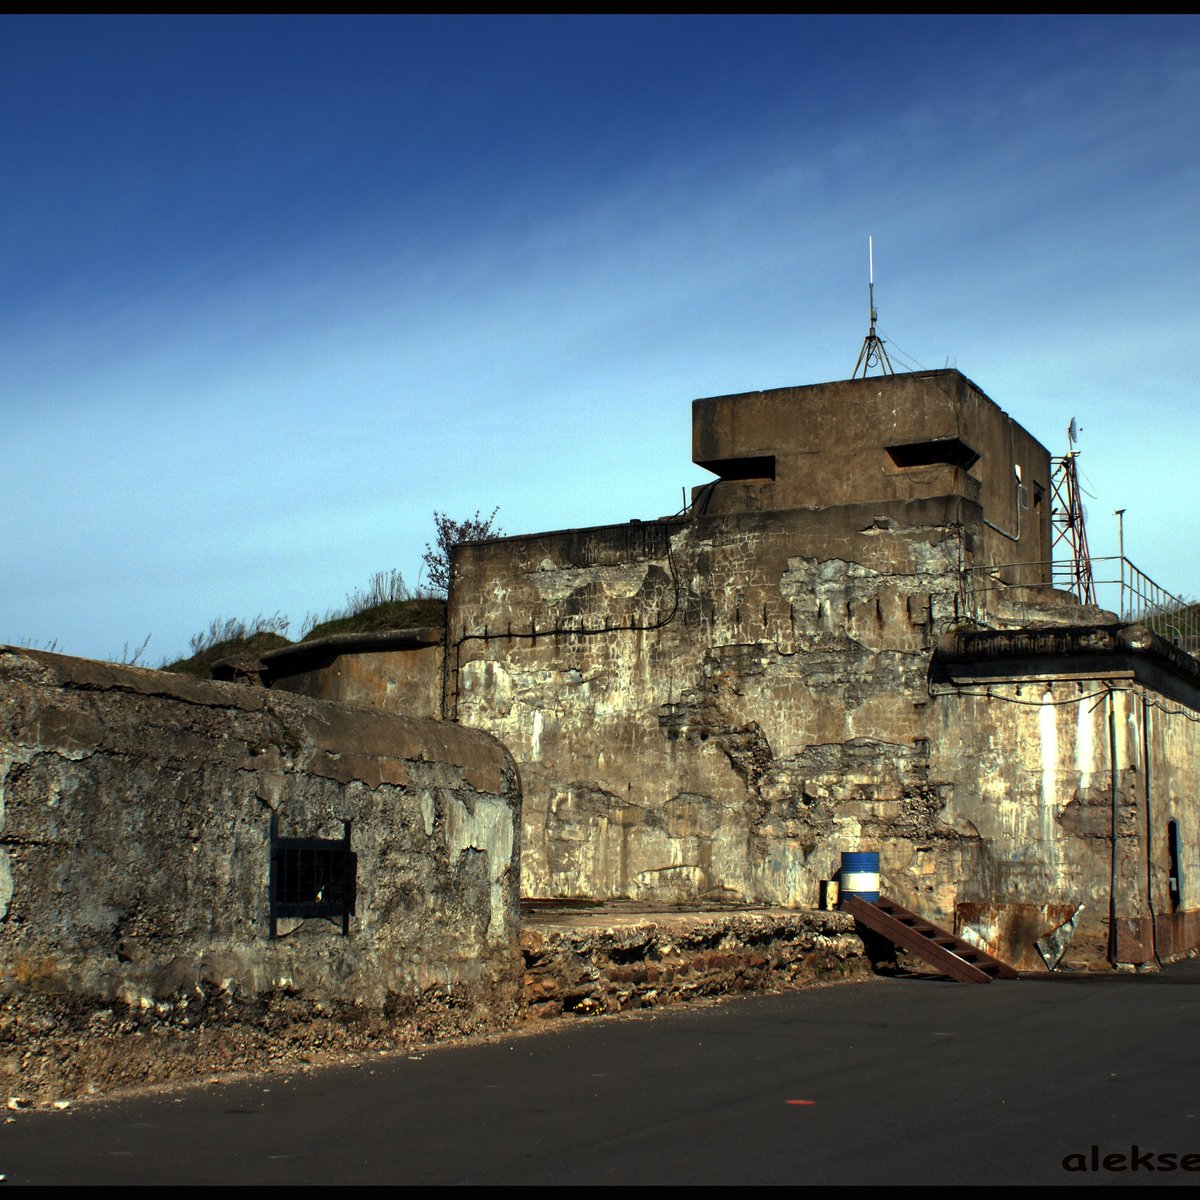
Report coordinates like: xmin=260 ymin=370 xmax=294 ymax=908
xmin=1108 ymin=688 xmax=1119 ymax=964
xmin=1142 ymin=693 xmax=1160 ymax=965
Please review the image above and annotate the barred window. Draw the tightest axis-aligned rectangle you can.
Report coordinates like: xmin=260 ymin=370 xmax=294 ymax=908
xmin=269 ymin=816 xmax=357 ymax=937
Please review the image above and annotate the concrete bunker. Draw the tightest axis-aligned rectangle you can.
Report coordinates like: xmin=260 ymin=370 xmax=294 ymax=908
xmin=0 ymin=646 xmax=522 ymax=1027
xmin=4 ymin=364 xmax=1197 ymax=1070
xmin=258 ymin=369 xmax=1199 ymax=972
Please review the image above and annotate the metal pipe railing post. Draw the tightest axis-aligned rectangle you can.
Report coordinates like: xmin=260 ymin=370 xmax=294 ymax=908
xmin=1114 ymin=509 xmax=1126 ymax=619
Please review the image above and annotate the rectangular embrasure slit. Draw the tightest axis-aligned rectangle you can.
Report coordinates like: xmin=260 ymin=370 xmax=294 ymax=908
xmin=886 ymin=438 xmax=980 ymax=470
xmin=696 ymin=454 xmax=776 ymax=482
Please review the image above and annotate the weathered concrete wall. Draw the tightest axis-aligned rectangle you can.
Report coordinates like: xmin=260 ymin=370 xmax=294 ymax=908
xmin=926 ymin=625 xmax=1200 ymax=966
xmin=692 ymin=370 xmax=1052 ymax=582
xmin=264 ymin=630 xmax=444 ymax=721
xmin=449 ymin=499 xmax=968 ymax=909
xmin=923 ymin=649 xmax=1200 ymax=968
xmin=0 ymin=647 xmax=520 ymax=1025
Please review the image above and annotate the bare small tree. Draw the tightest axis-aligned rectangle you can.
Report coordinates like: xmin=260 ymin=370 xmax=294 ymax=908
xmin=422 ymin=508 xmax=503 ymax=594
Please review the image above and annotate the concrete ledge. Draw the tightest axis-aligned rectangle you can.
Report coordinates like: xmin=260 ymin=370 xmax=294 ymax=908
xmin=935 ymin=622 xmax=1200 ymax=684
xmin=933 ymin=622 xmax=1200 ymax=713
xmin=262 ymin=627 xmax=444 ymax=668
xmin=520 ymin=907 xmax=869 ymax=1019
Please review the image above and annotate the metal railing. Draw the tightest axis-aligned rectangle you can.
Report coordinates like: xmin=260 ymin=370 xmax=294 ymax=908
xmin=1104 ymin=556 xmax=1200 ymax=655
xmin=963 ymin=556 xmax=1200 ymax=657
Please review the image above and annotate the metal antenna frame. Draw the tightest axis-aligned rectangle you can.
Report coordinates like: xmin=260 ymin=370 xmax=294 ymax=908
xmin=1050 ymin=419 xmax=1096 ymax=606
xmin=852 ymin=235 xmax=894 ymax=378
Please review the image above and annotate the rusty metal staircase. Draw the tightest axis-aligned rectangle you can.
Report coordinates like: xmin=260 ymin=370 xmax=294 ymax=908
xmin=843 ymin=895 xmax=1020 ymax=984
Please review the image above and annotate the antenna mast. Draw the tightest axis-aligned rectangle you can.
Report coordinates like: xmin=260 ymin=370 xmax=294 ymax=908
xmin=1050 ymin=418 xmax=1096 ymax=606
xmin=852 ymin=235 xmax=894 ymax=378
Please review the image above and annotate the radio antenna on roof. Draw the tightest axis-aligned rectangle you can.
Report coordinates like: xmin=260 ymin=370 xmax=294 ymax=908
xmin=1051 ymin=418 xmax=1096 ymax=606
xmin=852 ymin=235 xmax=895 ymax=379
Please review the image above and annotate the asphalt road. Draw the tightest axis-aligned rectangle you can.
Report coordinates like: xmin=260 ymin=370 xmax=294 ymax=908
xmin=4 ymin=963 xmax=1200 ymax=1186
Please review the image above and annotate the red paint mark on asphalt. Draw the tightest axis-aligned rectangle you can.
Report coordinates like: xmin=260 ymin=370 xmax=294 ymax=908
xmin=786 ymin=1099 xmax=816 ymax=1106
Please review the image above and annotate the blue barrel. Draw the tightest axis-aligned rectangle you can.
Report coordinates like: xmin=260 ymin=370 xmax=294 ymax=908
xmin=839 ymin=851 xmax=880 ymax=904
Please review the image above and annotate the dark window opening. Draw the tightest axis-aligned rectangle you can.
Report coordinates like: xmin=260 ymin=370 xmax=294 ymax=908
xmin=1168 ymin=819 xmax=1182 ymax=913
xmin=696 ymin=455 xmax=776 ymax=483
xmin=886 ymin=438 xmax=981 ymax=471
xmin=269 ymin=815 xmax=357 ymax=937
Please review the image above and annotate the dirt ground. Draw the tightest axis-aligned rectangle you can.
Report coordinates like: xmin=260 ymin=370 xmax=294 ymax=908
xmin=0 ymin=986 xmax=507 ymax=1112
xmin=2 ymin=969 xmax=877 ymax=1114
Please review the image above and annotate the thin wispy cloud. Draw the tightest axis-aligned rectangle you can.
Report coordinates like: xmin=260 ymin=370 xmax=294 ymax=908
xmin=2 ymin=15 xmax=1197 ymax=659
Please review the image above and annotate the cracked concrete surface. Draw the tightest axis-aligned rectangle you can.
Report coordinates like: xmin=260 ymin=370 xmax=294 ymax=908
xmin=0 ymin=645 xmax=524 ymax=1099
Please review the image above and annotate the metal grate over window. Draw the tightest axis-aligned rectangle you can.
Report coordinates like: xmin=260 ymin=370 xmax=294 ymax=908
xmin=269 ymin=815 xmax=357 ymax=937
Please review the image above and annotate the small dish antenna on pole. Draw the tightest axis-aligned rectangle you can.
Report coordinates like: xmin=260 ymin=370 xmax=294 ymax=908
xmin=852 ymin=235 xmax=894 ymax=378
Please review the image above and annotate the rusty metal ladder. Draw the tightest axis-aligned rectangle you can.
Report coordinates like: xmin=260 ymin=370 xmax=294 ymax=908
xmin=843 ymin=895 xmax=1020 ymax=984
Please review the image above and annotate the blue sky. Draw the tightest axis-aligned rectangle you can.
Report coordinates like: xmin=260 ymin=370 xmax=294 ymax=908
xmin=3 ymin=15 xmax=1198 ymax=663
